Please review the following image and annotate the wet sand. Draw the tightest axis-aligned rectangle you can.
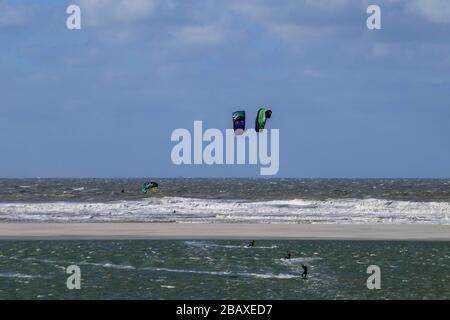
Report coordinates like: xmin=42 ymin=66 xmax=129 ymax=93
xmin=0 ymin=223 xmax=448 ymax=240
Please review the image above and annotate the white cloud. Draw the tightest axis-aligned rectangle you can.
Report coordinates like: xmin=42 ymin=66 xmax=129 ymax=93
xmin=0 ymin=3 xmax=31 ymax=27
xmin=268 ymin=23 xmax=339 ymax=44
xmin=230 ymin=0 xmax=355 ymax=45
xmin=303 ymin=0 xmax=353 ymax=11
xmin=78 ymin=0 xmax=159 ymax=26
xmin=407 ymin=0 xmax=450 ymax=24
xmin=171 ymin=24 xmax=228 ymax=47
xmin=231 ymin=0 xmax=353 ymax=21
xmin=75 ymin=0 xmax=233 ymax=47
xmin=74 ymin=0 xmax=164 ymax=45
xmin=230 ymin=1 xmax=274 ymax=21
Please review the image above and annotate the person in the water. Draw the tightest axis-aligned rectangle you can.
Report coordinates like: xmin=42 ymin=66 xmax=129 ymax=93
xmin=301 ymin=264 xmax=308 ymax=279
xmin=247 ymin=240 xmax=255 ymax=247
xmin=284 ymin=252 xmax=291 ymax=260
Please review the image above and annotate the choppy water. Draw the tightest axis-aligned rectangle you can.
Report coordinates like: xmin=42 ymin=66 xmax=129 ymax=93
xmin=2 ymin=178 xmax=450 ymax=202
xmin=0 ymin=240 xmax=448 ymax=299
xmin=0 ymin=179 xmax=449 ymax=223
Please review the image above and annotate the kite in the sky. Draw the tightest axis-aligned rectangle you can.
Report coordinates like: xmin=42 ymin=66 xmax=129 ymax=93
xmin=255 ymin=108 xmax=272 ymax=132
xmin=232 ymin=110 xmax=246 ymax=135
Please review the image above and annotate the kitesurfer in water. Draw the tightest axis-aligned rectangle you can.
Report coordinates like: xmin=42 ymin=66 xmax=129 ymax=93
xmin=247 ymin=240 xmax=255 ymax=247
xmin=301 ymin=264 xmax=308 ymax=279
xmin=284 ymin=252 xmax=291 ymax=260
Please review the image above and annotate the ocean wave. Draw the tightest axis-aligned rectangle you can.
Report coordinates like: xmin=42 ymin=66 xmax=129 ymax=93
xmin=0 ymin=197 xmax=448 ymax=224
xmin=277 ymin=257 xmax=322 ymax=265
xmin=86 ymin=262 xmax=135 ymax=270
xmin=20 ymin=257 xmax=136 ymax=271
xmin=0 ymin=272 xmax=37 ymax=279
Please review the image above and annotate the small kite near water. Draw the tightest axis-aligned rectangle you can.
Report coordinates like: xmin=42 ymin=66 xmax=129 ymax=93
xmin=232 ymin=111 xmax=246 ymax=135
xmin=141 ymin=181 xmax=159 ymax=193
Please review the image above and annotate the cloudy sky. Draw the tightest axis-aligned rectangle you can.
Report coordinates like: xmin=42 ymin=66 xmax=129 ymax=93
xmin=1 ymin=0 xmax=449 ymax=178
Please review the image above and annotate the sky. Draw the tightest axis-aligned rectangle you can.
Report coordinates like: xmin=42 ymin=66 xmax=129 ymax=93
xmin=0 ymin=0 xmax=449 ymax=178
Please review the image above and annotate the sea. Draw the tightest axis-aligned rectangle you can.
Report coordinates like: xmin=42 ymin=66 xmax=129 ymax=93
xmin=0 ymin=240 xmax=448 ymax=299
xmin=0 ymin=178 xmax=449 ymax=223
xmin=0 ymin=178 xmax=448 ymax=300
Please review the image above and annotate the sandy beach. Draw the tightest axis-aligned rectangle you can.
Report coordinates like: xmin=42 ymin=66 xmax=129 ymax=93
xmin=0 ymin=223 xmax=448 ymax=240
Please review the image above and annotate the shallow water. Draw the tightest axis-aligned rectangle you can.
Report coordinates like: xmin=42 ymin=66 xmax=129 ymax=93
xmin=0 ymin=240 xmax=448 ymax=299
xmin=2 ymin=178 xmax=450 ymax=202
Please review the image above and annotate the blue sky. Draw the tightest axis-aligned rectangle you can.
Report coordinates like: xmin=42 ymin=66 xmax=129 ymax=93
xmin=0 ymin=0 xmax=450 ymax=178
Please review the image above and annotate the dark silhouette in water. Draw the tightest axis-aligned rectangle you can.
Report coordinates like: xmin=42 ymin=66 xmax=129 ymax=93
xmin=247 ymin=240 xmax=255 ymax=247
xmin=121 ymin=189 xmax=125 ymax=193
xmin=301 ymin=264 xmax=308 ymax=279
xmin=284 ymin=252 xmax=291 ymax=260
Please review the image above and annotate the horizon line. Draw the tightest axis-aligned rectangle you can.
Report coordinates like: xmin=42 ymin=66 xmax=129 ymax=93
xmin=1 ymin=176 xmax=450 ymax=180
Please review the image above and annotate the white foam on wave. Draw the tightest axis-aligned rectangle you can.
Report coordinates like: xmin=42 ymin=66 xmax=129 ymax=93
xmin=14 ymin=256 xmax=294 ymax=280
xmin=21 ymin=256 xmax=136 ymax=271
xmin=0 ymin=272 xmax=37 ymax=279
xmin=143 ymin=266 xmax=298 ymax=279
xmin=0 ymin=197 xmax=448 ymax=224
xmin=278 ymin=257 xmax=322 ymax=266
xmin=184 ymin=241 xmax=278 ymax=249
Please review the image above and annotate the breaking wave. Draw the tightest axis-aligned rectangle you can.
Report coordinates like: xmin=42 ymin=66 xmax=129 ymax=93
xmin=0 ymin=197 xmax=448 ymax=224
